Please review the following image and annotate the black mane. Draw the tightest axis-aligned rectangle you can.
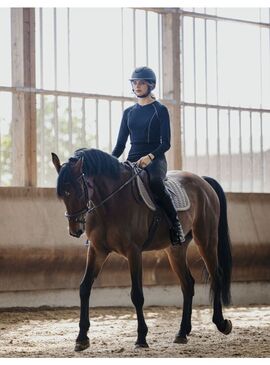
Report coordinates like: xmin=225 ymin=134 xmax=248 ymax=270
xmin=56 ymin=148 xmax=121 ymax=197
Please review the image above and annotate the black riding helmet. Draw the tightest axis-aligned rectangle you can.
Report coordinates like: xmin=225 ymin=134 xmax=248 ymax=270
xmin=130 ymin=66 xmax=156 ymax=97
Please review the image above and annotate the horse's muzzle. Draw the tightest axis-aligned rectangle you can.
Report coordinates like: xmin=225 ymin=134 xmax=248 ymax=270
xmin=70 ymin=229 xmax=84 ymax=238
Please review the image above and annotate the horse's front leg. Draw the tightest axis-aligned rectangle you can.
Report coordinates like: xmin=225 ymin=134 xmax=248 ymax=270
xmin=128 ymin=248 xmax=148 ymax=348
xmin=75 ymin=245 xmax=108 ymax=352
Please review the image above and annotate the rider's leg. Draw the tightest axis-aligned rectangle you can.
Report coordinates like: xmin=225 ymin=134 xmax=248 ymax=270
xmin=146 ymin=157 xmax=185 ymax=245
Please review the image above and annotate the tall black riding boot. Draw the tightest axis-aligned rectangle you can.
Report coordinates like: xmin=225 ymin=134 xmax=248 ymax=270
xmin=156 ymin=191 xmax=185 ymax=245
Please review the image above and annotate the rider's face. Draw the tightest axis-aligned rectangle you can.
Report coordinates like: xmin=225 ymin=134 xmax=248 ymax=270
xmin=131 ymin=80 xmax=149 ymax=97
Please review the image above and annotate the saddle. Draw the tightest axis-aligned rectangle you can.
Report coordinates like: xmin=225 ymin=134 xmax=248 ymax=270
xmin=125 ymin=162 xmax=190 ymax=247
xmin=135 ymin=169 xmax=190 ymax=212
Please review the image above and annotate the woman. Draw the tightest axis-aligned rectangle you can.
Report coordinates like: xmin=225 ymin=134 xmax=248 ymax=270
xmin=112 ymin=66 xmax=184 ymax=245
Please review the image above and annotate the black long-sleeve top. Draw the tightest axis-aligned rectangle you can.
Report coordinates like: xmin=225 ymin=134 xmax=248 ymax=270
xmin=112 ymin=101 xmax=171 ymax=162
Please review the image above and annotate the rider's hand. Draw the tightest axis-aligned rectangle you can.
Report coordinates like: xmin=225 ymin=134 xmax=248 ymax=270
xmin=137 ymin=154 xmax=154 ymax=168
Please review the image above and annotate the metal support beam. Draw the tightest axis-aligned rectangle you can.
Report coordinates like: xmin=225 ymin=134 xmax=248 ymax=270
xmin=162 ymin=11 xmax=182 ymax=170
xmin=11 ymin=8 xmax=36 ymax=186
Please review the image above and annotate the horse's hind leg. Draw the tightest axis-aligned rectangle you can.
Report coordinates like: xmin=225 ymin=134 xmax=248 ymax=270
xmin=165 ymin=244 xmax=194 ymax=344
xmin=194 ymin=234 xmax=232 ymax=335
xmin=127 ymin=248 xmax=148 ymax=348
xmin=75 ymin=245 xmax=108 ymax=352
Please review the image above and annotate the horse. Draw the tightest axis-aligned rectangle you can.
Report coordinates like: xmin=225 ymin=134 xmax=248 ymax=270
xmin=51 ymin=148 xmax=232 ymax=352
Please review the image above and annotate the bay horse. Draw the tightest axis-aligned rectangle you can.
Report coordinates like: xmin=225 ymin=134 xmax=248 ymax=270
xmin=51 ymin=148 xmax=232 ymax=352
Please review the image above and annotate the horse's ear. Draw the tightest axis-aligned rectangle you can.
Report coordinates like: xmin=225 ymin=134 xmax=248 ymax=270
xmin=73 ymin=156 xmax=84 ymax=175
xmin=51 ymin=152 xmax=61 ymax=174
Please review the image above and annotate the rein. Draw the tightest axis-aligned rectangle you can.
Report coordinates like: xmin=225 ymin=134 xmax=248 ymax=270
xmin=87 ymin=163 xmax=142 ymax=214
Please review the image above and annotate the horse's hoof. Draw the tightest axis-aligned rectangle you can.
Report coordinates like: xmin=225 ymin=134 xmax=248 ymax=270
xmin=173 ymin=335 xmax=188 ymax=344
xmin=222 ymin=319 xmax=232 ymax=335
xmin=135 ymin=342 xmax=149 ymax=349
xmin=74 ymin=339 xmax=90 ymax=352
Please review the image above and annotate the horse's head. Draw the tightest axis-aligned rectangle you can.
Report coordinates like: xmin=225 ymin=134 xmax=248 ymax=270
xmin=52 ymin=152 xmax=92 ymax=238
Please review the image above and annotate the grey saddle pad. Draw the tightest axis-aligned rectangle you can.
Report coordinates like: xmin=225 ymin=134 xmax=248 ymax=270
xmin=136 ymin=175 xmax=191 ymax=212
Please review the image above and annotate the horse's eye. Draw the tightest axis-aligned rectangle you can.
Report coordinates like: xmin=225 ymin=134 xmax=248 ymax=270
xmin=65 ymin=191 xmax=70 ymax=197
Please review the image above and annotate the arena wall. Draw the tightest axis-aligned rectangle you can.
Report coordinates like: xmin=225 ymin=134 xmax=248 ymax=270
xmin=0 ymin=188 xmax=269 ymax=307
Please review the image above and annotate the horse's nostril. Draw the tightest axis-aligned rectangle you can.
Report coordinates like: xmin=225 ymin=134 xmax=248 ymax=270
xmin=69 ymin=231 xmax=81 ymax=238
xmin=70 ymin=230 xmax=83 ymax=238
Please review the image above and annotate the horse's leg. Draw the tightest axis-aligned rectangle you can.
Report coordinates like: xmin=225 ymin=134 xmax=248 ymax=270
xmin=165 ymin=243 xmax=194 ymax=344
xmin=75 ymin=245 xmax=108 ymax=352
xmin=208 ymin=249 xmax=232 ymax=335
xmin=127 ymin=249 xmax=148 ymax=348
xmin=194 ymin=233 xmax=232 ymax=335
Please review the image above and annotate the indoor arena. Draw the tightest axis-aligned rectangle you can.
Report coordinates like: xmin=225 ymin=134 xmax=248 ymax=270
xmin=0 ymin=5 xmax=269 ymax=358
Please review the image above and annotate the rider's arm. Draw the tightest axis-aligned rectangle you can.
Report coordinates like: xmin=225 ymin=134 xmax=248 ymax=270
xmin=112 ymin=109 xmax=130 ymax=158
xmin=150 ymin=105 xmax=171 ymax=158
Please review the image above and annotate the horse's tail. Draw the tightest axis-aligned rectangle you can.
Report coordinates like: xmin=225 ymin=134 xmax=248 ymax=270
xmin=203 ymin=176 xmax=232 ymax=306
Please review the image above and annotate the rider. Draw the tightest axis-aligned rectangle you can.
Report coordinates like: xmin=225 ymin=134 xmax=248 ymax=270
xmin=112 ymin=66 xmax=185 ymax=245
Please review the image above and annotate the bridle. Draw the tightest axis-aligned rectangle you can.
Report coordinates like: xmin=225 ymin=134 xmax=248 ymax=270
xmin=64 ymin=173 xmax=91 ymax=224
xmin=64 ymin=163 xmax=143 ymax=223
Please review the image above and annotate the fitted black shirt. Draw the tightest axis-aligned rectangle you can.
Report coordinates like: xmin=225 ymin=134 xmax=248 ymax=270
xmin=112 ymin=101 xmax=171 ymax=162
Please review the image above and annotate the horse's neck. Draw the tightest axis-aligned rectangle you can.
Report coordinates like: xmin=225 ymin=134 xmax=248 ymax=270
xmin=91 ymin=165 xmax=132 ymax=210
